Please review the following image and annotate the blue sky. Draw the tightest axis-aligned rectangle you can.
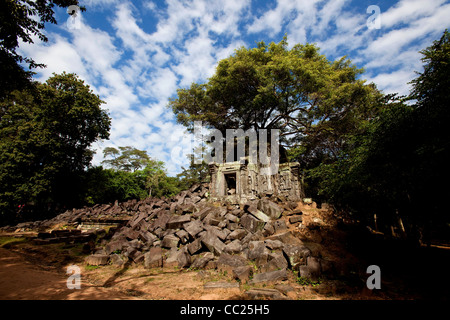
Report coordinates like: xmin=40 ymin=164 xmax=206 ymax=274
xmin=18 ymin=0 xmax=450 ymax=176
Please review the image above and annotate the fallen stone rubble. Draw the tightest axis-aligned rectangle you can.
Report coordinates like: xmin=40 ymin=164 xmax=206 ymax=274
xmin=0 ymin=197 xmax=157 ymax=233
xmin=89 ymin=183 xmax=327 ymax=282
xmin=1 ymin=183 xmax=331 ymax=283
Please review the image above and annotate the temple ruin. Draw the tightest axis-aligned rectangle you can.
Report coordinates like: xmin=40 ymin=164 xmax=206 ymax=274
xmin=208 ymin=159 xmax=303 ymax=203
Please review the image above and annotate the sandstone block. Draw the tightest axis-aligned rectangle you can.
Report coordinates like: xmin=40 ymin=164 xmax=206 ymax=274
xmin=144 ymin=247 xmax=163 ymax=268
xmin=191 ymin=252 xmax=214 ymax=269
xmin=167 ymin=215 xmax=191 ymax=230
xmin=249 ymin=269 xmax=288 ymax=284
xmin=217 ymin=253 xmax=247 ymax=273
xmin=85 ymin=254 xmax=109 ymax=266
xmin=161 ymin=234 xmax=179 ymax=249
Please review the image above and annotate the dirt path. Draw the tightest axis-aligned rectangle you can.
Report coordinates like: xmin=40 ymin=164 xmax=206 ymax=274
xmin=0 ymin=244 xmax=247 ymax=300
xmin=0 ymin=247 xmax=133 ymax=300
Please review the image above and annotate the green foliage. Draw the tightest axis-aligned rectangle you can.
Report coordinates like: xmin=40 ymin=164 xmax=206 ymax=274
xmin=85 ymin=265 xmax=99 ymax=271
xmin=176 ymin=149 xmax=210 ymax=191
xmin=410 ymin=29 xmax=450 ymax=108
xmin=0 ymin=0 xmax=85 ymax=97
xmin=0 ymin=72 xmax=111 ymax=220
xmin=307 ymin=94 xmax=410 ymax=208
xmin=140 ymin=159 xmax=181 ymax=198
xmin=82 ymin=149 xmax=181 ymax=205
xmin=296 ymin=276 xmax=322 ymax=287
xmin=169 ymin=36 xmax=383 ymax=161
xmin=102 ymin=146 xmax=151 ymax=172
xmin=0 ymin=236 xmax=28 ymax=248
xmin=308 ymin=30 xmax=450 ymax=242
xmin=82 ymin=167 xmax=148 ymax=205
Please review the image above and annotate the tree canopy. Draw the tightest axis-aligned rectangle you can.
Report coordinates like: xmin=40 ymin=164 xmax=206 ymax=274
xmin=308 ymin=30 xmax=450 ymax=244
xmin=102 ymin=146 xmax=151 ymax=172
xmin=169 ymin=37 xmax=384 ymax=164
xmin=176 ymin=148 xmax=210 ymax=191
xmin=84 ymin=146 xmax=181 ymax=204
xmin=0 ymin=72 xmax=110 ymax=220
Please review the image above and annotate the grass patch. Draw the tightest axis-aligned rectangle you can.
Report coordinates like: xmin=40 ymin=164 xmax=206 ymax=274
xmin=242 ymin=283 xmax=252 ymax=291
xmin=0 ymin=236 xmax=28 ymax=248
xmin=85 ymin=265 xmax=100 ymax=271
xmin=296 ymin=276 xmax=323 ymax=287
xmin=247 ymin=260 xmax=258 ymax=272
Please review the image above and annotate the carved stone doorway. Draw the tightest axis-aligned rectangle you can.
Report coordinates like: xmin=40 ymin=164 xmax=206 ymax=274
xmin=224 ymin=172 xmax=237 ymax=195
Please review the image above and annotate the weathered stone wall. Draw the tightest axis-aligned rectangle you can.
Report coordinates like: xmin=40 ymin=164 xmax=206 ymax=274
xmin=208 ymin=161 xmax=303 ymax=203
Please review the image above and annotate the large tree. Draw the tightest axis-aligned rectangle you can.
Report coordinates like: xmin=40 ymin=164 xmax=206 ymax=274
xmin=0 ymin=72 xmax=110 ymax=220
xmin=102 ymin=146 xmax=151 ymax=172
xmin=169 ymin=37 xmax=384 ymax=164
xmin=310 ymin=30 xmax=450 ymax=244
xmin=97 ymin=146 xmax=181 ymax=201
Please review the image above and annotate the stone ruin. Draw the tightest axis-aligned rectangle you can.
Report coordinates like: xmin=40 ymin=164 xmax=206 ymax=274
xmin=208 ymin=160 xmax=303 ymax=204
xmin=92 ymin=183 xmax=325 ymax=284
xmin=2 ymin=162 xmax=334 ymax=289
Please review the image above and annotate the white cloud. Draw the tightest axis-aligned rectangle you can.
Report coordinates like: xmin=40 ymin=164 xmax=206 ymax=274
xmin=381 ymin=0 xmax=447 ymax=29
xmin=138 ymin=67 xmax=178 ymax=101
xmin=311 ymin=0 xmax=349 ymax=37
xmin=204 ymin=0 xmax=251 ymax=36
xmin=143 ymin=1 xmax=157 ymax=12
xmin=247 ymin=0 xmax=319 ymax=44
xmin=79 ymin=0 xmax=119 ymax=8
xmin=247 ymin=0 xmax=292 ymax=36
xmin=366 ymin=69 xmax=415 ymax=95
xmin=214 ymin=40 xmax=246 ymax=60
xmin=357 ymin=2 xmax=450 ymax=95
xmin=173 ymin=34 xmax=216 ymax=86
xmin=113 ymin=3 xmax=152 ymax=49
xmin=148 ymin=0 xmax=198 ymax=44
xmin=18 ymin=35 xmax=88 ymax=82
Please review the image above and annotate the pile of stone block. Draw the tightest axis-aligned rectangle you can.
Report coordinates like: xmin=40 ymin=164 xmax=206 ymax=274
xmin=37 ymin=198 xmax=146 ymax=229
xmin=0 ymin=196 xmax=167 ymax=233
xmin=2 ymin=182 xmax=328 ymax=282
xmin=33 ymin=229 xmax=97 ymax=245
xmin=91 ymin=183 xmax=325 ymax=282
